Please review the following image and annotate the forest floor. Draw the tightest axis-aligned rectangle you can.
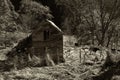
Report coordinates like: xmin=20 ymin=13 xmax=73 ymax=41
xmin=0 ymin=46 xmax=109 ymax=80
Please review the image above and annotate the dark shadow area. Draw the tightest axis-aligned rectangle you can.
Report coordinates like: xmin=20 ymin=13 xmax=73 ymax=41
xmin=91 ymin=66 xmax=120 ymax=80
xmin=10 ymin=0 xmax=21 ymax=11
xmin=37 ymin=0 xmax=64 ymax=28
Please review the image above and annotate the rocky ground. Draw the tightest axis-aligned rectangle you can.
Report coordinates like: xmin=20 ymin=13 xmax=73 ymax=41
xmin=0 ymin=46 xmax=109 ymax=80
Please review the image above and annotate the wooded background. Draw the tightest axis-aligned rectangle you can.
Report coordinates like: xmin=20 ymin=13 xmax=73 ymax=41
xmin=1 ymin=0 xmax=120 ymax=48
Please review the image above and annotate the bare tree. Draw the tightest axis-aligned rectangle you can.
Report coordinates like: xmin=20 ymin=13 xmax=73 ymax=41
xmin=81 ymin=0 xmax=120 ymax=46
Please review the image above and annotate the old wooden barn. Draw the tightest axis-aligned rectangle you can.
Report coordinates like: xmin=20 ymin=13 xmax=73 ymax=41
xmin=30 ymin=19 xmax=65 ymax=65
xmin=6 ymin=20 xmax=65 ymax=69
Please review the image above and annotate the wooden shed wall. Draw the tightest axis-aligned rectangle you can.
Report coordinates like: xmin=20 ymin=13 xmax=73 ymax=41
xmin=31 ymin=24 xmax=64 ymax=65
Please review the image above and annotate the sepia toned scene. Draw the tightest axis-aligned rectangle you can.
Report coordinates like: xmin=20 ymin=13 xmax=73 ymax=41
xmin=0 ymin=0 xmax=120 ymax=80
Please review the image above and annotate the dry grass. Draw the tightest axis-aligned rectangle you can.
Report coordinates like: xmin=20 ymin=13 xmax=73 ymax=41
xmin=0 ymin=46 xmax=107 ymax=80
xmin=1 ymin=45 xmax=120 ymax=80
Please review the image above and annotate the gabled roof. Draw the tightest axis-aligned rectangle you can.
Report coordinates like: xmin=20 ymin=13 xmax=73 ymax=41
xmin=46 ymin=19 xmax=63 ymax=33
xmin=32 ymin=19 xmax=63 ymax=35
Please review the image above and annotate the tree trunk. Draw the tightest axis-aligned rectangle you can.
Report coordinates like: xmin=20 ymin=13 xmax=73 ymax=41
xmin=92 ymin=31 xmax=95 ymax=45
xmin=106 ymin=37 xmax=111 ymax=47
xmin=99 ymin=32 xmax=105 ymax=46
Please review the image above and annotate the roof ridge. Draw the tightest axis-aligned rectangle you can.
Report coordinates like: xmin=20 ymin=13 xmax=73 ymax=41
xmin=46 ymin=19 xmax=63 ymax=33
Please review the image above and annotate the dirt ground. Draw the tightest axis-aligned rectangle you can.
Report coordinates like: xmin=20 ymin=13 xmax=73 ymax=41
xmin=0 ymin=46 xmax=109 ymax=80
